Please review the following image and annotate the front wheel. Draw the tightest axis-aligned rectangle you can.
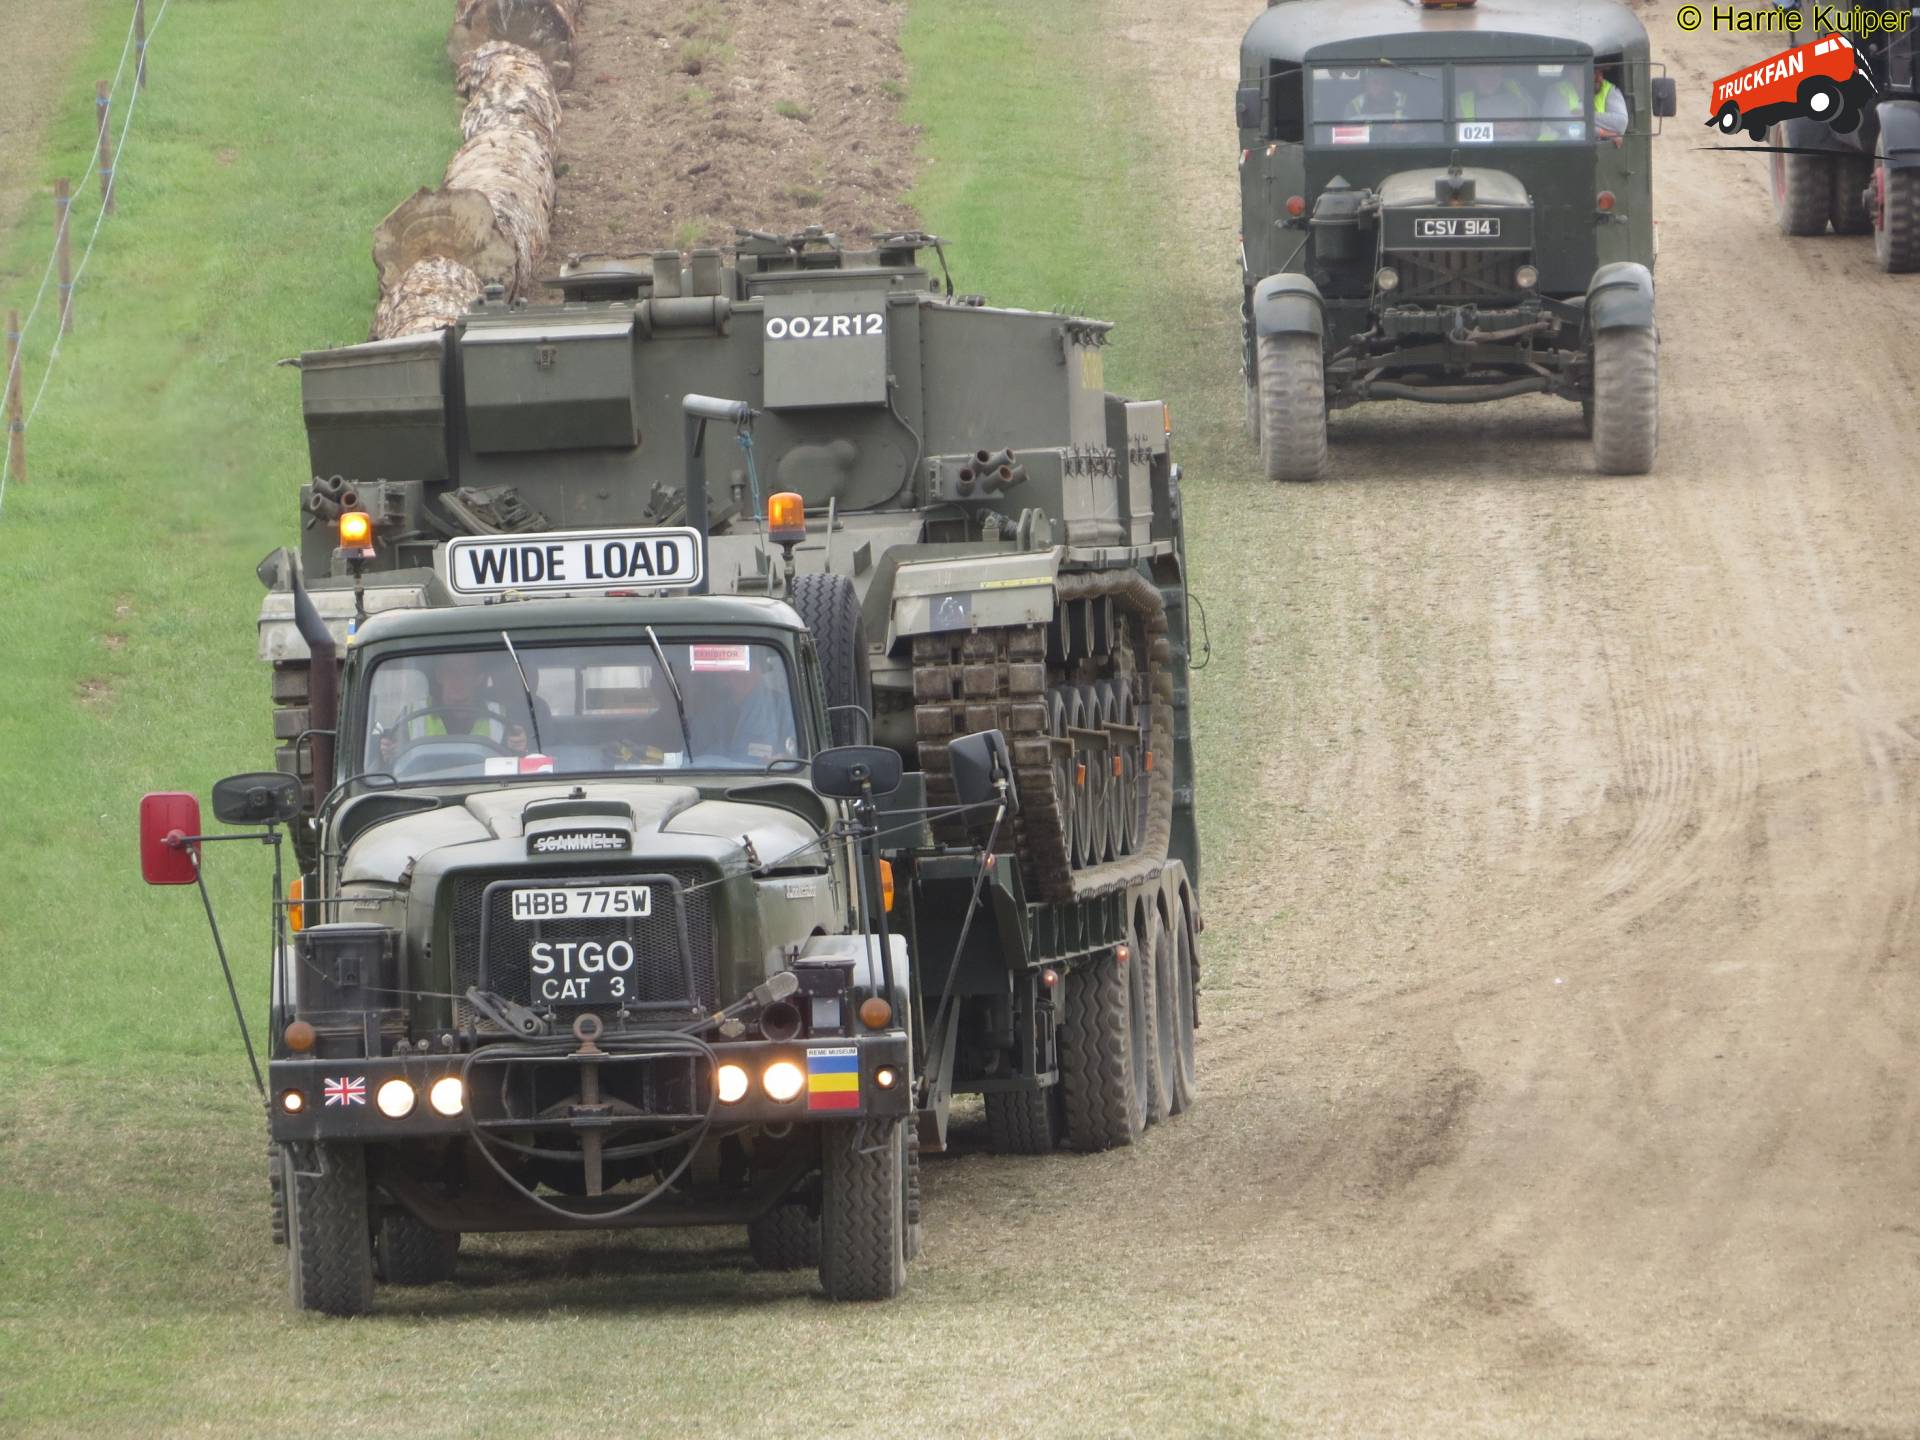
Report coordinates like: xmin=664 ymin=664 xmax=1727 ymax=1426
xmin=1770 ymin=127 xmax=1834 ymax=236
xmin=285 ymin=1143 xmax=375 ymax=1316
xmin=818 ymin=1119 xmax=906 ymax=1301
xmin=1256 ymin=331 xmax=1328 ymax=483
xmin=1590 ymin=328 xmax=1659 ymax=476
xmin=1873 ymin=135 xmax=1920 ymax=273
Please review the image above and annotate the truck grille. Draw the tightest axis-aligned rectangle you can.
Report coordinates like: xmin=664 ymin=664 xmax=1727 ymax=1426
xmin=1394 ymin=249 xmax=1524 ymax=303
xmin=447 ymin=866 xmax=718 ymax=1027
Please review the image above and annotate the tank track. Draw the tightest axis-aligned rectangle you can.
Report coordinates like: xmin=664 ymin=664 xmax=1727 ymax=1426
xmin=913 ymin=567 xmax=1174 ymax=903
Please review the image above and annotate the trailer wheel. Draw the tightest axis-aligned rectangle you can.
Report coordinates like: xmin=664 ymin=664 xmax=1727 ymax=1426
xmin=1061 ymin=932 xmax=1148 ymax=1151
xmin=904 ymin=1121 xmax=924 ymax=1262
xmin=749 ymin=1203 xmax=820 ymax=1271
xmin=1169 ymin=893 xmax=1200 ymax=1117
xmin=790 ymin=573 xmax=874 ymax=747
xmin=1770 ymin=128 xmax=1833 ymax=236
xmin=285 ymin=1143 xmax=375 ymax=1316
xmin=376 ymin=1211 xmax=460 ymax=1286
xmin=1832 ymin=156 xmax=1874 ymax=235
xmin=1256 ymin=332 xmax=1328 ymax=483
xmin=819 ymin=1118 xmax=906 ymax=1301
xmin=1146 ymin=908 xmax=1178 ymax=1126
xmin=1589 ymin=328 xmax=1659 ymax=477
xmin=1873 ymin=136 xmax=1920 ymax=273
xmin=985 ymin=1085 xmax=1063 ymax=1154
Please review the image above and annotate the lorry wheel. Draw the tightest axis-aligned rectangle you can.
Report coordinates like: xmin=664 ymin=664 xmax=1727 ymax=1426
xmin=818 ymin=1118 xmax=907 ymax=1301
xmin=1770 ymin=129 xmax=1833 ymax=236
xmin=1148 ymin=908 xmax=1180 ymax=1125
xmin=1579 ymin=399 xmax=1595 ymax=438
xmin=904 ymin=1121 xmax=924 ymax=1262
xmin=1832 ymin=156 xmax=1874 ymax=235
xmin=748 ymin=1203 xmax=820 ymax=1271
xmin=985 ymin=1085 xmax=1063 ymax=1154
xmin=1168 ymin=894 xmax=1200 ymax=1117
xmin=1061 ymin=933 xmax=1148 ymax=1151
xmin=1256 ymin=332 xmax=1328 ymax=483
xmin=376 ymin=1211 xmax=459 ymax=1285
xmin=1243 ymin=372 xmax=1259 ymax=442
xmin=285 ymin=1143 xmax=375 ymax=1316
xmin=789 ymin=573 xmax=874 ymax=747
xmin=1873 ymin=137 xmax=1920 ymax=273
xmin=1589 ymin=328 xmax=1659 ymax=477
xmin=268 ymin=1140 xmax=288 ymax=1246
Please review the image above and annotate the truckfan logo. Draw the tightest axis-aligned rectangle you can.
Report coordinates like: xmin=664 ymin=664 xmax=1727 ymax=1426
xmin=1706 ymin=34 xmax=1875 ymax=138
xmin=322 ymin=1076 xmax=366 ymax=1106
xmin=529 ymin=829 xmax=630 ymax=855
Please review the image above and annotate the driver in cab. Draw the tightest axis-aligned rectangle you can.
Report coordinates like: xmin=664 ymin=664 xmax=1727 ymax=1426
xmin=684 ymin=645 xmax=798 ymax=768
xmin=378 ymin=651 xmax=517 ymax=766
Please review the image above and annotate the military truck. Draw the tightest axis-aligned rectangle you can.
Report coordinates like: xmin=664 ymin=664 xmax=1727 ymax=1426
xmin=1236 ymin=0 xmax=1679 ymax=479
xmin=142 ymin=229 xmax=1202 ymax=1311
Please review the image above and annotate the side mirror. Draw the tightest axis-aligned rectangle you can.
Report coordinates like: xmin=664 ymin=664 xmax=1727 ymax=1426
xmin=811 ymin=745 xmax=903 ymax=800
xmin=947 ymin=729 xmax=1020 ymax=832
xmin=139 ymin=792 xmax=202 ymax=885
xmin=1235 ymin=84 xmax=1263 ymax=132
xmin=1650 ymin=77 xmax=1677 ymax=119
xmin=211 ymin=771 xmax=304 ymax=826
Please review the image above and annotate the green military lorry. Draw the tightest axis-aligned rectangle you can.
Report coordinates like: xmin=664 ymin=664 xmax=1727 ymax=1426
xmin=142 ymin=229 xmax=1203 ymax=1312
xmin=1236 ymin=0 xmax=1678 ymax=479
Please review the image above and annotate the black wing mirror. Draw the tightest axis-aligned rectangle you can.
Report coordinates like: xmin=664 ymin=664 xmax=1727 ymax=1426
xmin=211 ymin=771 xmax=305 ymax=826
xmin=1235 ymin=84 xmax=1263 ymax=132
xmin=810 ymin=745 xmax=902 ymax=800
xmin=947 ymin=729 xmax=1020 ymax=839
xmin=1650 ymin=77 xmax=1677 ymax=119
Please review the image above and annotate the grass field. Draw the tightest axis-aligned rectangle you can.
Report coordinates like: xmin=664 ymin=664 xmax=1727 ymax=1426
xmin=0 ymin=3 xmax=1269 ymax=1433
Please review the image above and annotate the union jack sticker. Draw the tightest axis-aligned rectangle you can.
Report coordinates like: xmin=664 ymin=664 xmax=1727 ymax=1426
xmin=323 ymin=1075 xmax=367 ymax=1107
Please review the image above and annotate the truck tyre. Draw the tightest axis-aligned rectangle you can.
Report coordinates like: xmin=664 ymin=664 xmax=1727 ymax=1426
xmin=1243 ymin=371 xmax=1259 ymax=443
xmin=1256 ymin=332 xmax=1327 ymax=483
xmin=748 ymin=1203 xmax=820 ymax=1270
xmin=1873 ymin=136 xmax=1920 ymax=273
xmin=904 ymin=1121 xmax=924 ymax=1262
xmin=790 ymin=573 xmax=874 ymax=747
xmin=1832 ymin=155 xmax=1874 ymax=235
xmin=268 ymin=1140 xmax=288 ymax=1246
xmin=1147 ymin=908 xmax=1180 ymax=1125
xmin=1770 ymin=130 xmax=1833 ymax=236
xmin=819 ymin=1118 xmax=906 ymax=1301
xmin=1169 ymin=894 xmax=1200 ymax=1116
xmin=285 ymin=1143 xmax=375 ymax=1316
xmin=1061 ymin=932 xmax=1149 ymax=1151
xmin=376 ymin=1211 xmax=460 ymax=1286
xmin=985 ymin=1085 xmax=1063 ymax=1154
xmin=1589 ymin=328 xmax=1659 ymax=476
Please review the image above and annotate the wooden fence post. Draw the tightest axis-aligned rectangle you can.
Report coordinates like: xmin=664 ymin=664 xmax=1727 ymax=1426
xmin=5 ymin=310 xmax=26 ymax=485
xmin=95 ymin=81 xmax=115 ymax=215
xmin=54 ymin=179 xmax=74 ymax=334
xmin=134 ymin=0 xmax=149 ymax=89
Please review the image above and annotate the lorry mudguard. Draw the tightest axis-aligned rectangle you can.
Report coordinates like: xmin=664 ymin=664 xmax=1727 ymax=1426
xmin=1878 ymin=100 xmax=1920 ymax=172
xmin=1250 ymin=272 xmax=1324 ymax=339
xmin=1586 ymin=262 xmax=1655 ymax=334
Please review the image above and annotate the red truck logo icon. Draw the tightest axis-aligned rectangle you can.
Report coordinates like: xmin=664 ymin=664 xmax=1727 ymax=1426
xmin=1707 ymin=34 xmax=1877 ymax=139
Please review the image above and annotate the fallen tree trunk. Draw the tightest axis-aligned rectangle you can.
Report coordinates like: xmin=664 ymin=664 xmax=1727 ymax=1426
xmin=448 ymin=0 xmax=579 ymax=85
xmin=371 ymin=255 xmax=486 ymax=340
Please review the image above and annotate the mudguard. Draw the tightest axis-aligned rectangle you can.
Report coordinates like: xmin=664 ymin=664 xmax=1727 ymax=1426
xmin=1586 ymin=262 xmax=1655 ymax=334
xmin=1878 ymin=100 xmax=1920 ymax=171
xmin=1250 ymin=272 xmax=1325 ymax=339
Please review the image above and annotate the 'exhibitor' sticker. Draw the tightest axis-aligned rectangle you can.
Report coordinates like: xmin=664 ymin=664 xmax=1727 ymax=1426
xmin=689 ymin=644 xmax=751 ymax=672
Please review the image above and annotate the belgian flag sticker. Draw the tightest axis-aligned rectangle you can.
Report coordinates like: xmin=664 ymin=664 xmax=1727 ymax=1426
xmin=805 ymin=1046 xmax=861 ymax=1112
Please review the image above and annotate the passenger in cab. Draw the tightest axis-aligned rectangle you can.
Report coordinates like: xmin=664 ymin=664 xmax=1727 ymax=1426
xmin=1544 ymin=64 xmax=1630 ymax=143
xmin=685 ymin=646 xmax=800 ymax=768
xmin=1456 ymin=67 xmax=1535 ymax=140
xmin=1347 ymin=69 xmax=1407 ymax=121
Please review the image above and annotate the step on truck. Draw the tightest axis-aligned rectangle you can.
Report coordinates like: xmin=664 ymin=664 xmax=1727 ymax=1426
xmin=140 ymin=228 xmax=1204 ymax=1313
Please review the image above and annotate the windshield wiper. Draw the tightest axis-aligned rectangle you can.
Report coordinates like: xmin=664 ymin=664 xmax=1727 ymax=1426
xmin=498 ymin=631 xmax=545 ymax=755
xmin=644 ymin=625 xmax=695 ymax=759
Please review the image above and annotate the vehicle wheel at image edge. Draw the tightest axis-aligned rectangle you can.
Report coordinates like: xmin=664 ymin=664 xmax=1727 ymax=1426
xmin=285 ymin=1143 xmax=375 ymax=1316
xmin=1256 ymin=331 xmax=1328 ymax=483
xmin=1146 ymin=908 xmax=1177 ymax=1125
xmin=1061 ymin=934 xmax=1148 ymax=1151
xmin=985 ymin=1084 xmax=1064 ymax=1155
xmin=1874 ymin=138 xmax=1920 ymax=273
xmin=1832 ymin=155 xmax=1873 ymax=235
xmin=1770 ymin=129 xmax=1833 ymax=236
xmin=748 ymin=1203 xmax=820 ymax=1271
xmin=818 ymin=1118 xmax=906 ymax=1301
xmin=904 ymin=1121 xmax=924 ymax=1262
xmin=1168 ymin=893 xmax=1200 ymax=1117
xmin=789 ymin=572 xmax=874 ymax=747
xmin=1590 ymin=327 xmax=1658 ymax=476
xmin=375 ymin=1210 xmax=460 ymax=1286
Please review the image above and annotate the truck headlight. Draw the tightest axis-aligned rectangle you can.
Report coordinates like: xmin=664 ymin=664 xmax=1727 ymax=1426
xmin=428 ymin=1076 xmax=464 ymax=1117
xmin=376 ymin=1079 xmax=416 ymax=1118
xmin=763 ymin=1060 xmax=805 ymax=1103
xmin=715 ymin=1063 xmax=749 ymax=1104
xmin=1375 ymin=267 xmax=1400 ymax=293
xmin=1516 ymin=264 xmax=1539 ymax=290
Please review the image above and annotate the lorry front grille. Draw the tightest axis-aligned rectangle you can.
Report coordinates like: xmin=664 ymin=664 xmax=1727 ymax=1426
xmin=446 ymin=866 xmax=718 ymax=1028
xmin=1394 ymin=249 xmax=1524 ymax=303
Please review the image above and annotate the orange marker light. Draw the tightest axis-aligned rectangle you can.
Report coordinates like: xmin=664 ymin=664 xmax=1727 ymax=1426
xmin=859 ymin=996 xmax=893 ymax=1030
xmin=1596 ymin=191 xmax=1617 ymax=213
xmin=288 ymin=875 xmax=307 ymax=933
xmin=1286 ymin=194 xmax=1306 ymax=218
xmin=877 ymin=858 xmax=896 ymax=912
xmin=768 ymin=491 xmax=806 ymax=546
xmin=338 ymin=510 xmax=374 ymax=551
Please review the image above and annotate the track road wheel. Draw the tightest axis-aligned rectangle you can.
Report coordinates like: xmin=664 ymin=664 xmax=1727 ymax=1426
xmin=1169 ymin=895 xmax=1200 ymax=1116
xmin=285 ymin=1143 xmax=374 ymax=1316
xmin=819 ymin=1118 xmax=906 ymax=1301
xmin=376 ymin=1211 xmax=460 ymax=1286
xmin=1589 ymin=328 xmax=1658 ymax=476
xmin=1832 ymin=155 xmax=1874 ymax=235
xmin=1770 ymin=128 xmax=1833 ymax=236
xmin=749 ymin=1203 xmax=820 ymax=1271
xmin=985 ymin=1085 xmax=1064 ymax=1155
xmin=1256 ymin=332 xmax=1328 ymax=483
xmin=789 ymin=573 xmax=874 ymax=747
xmin=1062 ymin=939 xmax=1148 ymax=1151
xmin=1147 ymin=909 xmax=1180 ymax=1125
xmin=1873 ymin=137 xmax=1920 ymax=273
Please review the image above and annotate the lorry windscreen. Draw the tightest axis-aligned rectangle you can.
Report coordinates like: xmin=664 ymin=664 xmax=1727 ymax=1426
xmin=1308 ymin=62 xmax=1593 ymax=147
xmin=363 ymin=639 xmax=802 ymax=781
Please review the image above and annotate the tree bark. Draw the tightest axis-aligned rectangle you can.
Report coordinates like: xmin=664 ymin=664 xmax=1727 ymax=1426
xmin=448 ymin=0 xmax=579 ymax=86
xmin=371 ymin=256 xmax=486 ymax=340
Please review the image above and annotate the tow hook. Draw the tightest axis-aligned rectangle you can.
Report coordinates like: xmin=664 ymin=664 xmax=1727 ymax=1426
xmin=571 ymin=1013 xmax=609 ymax=1197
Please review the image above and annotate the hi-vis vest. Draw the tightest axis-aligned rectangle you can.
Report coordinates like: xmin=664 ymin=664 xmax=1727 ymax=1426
xmin=1551 ymin=77 xmax=1616 ymax=121
xmin=1455 ymin=81 xmax=1530 ymax=121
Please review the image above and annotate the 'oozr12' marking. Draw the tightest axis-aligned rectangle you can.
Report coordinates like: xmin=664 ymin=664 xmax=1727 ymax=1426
xmin=765 ymin=313 xmax=885 ymax=341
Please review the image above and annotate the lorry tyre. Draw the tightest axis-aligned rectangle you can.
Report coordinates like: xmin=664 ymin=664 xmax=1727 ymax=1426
xmin=1256 ymin=332 xmax=1328 ymax=483
xmin=1832 ymin=156 xmax=1874 ymax=234
xmin=789 ymin=573 xmax=874 ymax=747
xmin=376 ymin=1211 xmax=460 ymax=1286
xmin=748 ymin=1203 xmax=820 ymax=1270
xmin=1061 ymin=936 xmax=1148 ymax=1151
xmin=269 ymin=1140 xmax=288 ymax=1246
xmin=1589 ymin=328 xmax=1659 ymax=476
xmin=1145 ymin=909 xmax=1177 ymax=1125
xmin=819 ymin=1118 xmax=906 ymax=1301
xmin=1873 ymin=136 xmax=1920 ymax=273
xmin=1770 ymin=130 xmax=1833 ymax=236
xmin=285 ymin=1143 xmax=375 ymax=1316
xmin=985 ymin=1085 xmax=1063 ymax=1154
xmin=1243 ymin=371 xmax=1259 ymax=442
xmin=904 ymin=1121 xmax=924 ymax=1262
xmin=1168 ymin=893 xmax=1200 ymax=1117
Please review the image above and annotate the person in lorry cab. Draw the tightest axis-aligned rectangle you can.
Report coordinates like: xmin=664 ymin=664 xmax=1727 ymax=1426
xmin=685 ymin=647 xmax=799 ymax=768
xmin=1456 ymin=67 xmax=1535 ymax=141
xmin=1544 ymin=64 xmax=1629 ymax=143
xmin=377 ymin=650 xmax=512 ymax=765
xmin=1347 ymin=69 xmax=1406 ymax=120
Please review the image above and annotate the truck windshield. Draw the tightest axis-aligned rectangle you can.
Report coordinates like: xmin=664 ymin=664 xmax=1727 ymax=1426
xmin=362 ymin=640 xmax=802 ymax=782
xmin=1308 ymin=62 xmax=1592 ymax=146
